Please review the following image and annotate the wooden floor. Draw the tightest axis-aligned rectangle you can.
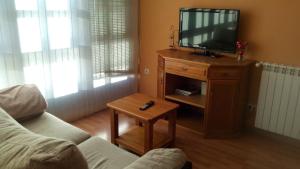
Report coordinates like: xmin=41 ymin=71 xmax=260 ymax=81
xmin=72 ymin=109 xmax=300 ymax=169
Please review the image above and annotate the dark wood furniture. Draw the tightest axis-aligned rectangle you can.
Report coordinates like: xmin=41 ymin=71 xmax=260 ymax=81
xmin=157 ymin=49 xmax=255 ymax=138
xmin=107 ymin=93 xmax=179 ymax=155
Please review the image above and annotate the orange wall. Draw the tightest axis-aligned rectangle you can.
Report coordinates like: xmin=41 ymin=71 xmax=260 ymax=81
xmin=139 ymin=0 xmax=300 ymax=96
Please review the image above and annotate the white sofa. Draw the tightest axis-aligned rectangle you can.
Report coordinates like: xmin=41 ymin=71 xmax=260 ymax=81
xmin=0 ymin=85 xmax=190 ymax=169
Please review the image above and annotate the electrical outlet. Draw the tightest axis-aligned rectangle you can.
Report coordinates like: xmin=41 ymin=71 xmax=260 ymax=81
xmin=247 ymin=104 xmax=256 ymax=112
xmin=144 ymin=68 xmax=150 ymax=75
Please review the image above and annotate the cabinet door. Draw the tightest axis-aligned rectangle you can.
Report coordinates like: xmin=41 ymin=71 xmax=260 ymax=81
xmin=205 ymin=80 xmax=240 ymax=137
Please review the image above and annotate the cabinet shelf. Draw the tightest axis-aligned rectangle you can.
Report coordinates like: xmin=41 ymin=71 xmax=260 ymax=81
xmin=116 ymin=126 xmax=171 ymax=155
xmin=165 ymin=94 xmax=206 ymax=109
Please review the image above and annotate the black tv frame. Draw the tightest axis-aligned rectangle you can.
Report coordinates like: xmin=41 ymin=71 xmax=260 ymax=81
xmin=178 ymin=8 xmax=240 ymax=55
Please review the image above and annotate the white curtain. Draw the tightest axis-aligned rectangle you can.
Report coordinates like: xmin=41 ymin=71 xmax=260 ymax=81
xmin=0 ymin=0 xmax=139 ymax=121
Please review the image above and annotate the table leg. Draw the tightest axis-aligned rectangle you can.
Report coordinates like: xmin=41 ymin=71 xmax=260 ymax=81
xmin=168 ymin=110 xmax=176 ymax=146
xmin=144 ymin=121 xmax=153 ymax=153
xmin=110 ymin=110 xmax=119 ymax=145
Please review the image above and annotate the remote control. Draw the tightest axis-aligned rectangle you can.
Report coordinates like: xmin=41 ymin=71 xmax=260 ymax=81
xmin=139 ymin=101 xmax=155 ymax=111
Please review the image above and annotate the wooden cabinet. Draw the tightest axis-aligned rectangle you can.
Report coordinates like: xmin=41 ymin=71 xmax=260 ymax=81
xmin=157 ymin=49 xmax=254 ymax=138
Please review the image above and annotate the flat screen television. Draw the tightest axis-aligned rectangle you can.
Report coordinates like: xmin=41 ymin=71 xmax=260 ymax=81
xmin=179 ymin=8 xmax=240 ymax=54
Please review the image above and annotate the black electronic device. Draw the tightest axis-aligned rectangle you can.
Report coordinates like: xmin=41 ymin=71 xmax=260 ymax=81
xmin=139 ymin=101 xmax=155 ymax=111
xmin=179 ymin=8 xmax=240 ymax=56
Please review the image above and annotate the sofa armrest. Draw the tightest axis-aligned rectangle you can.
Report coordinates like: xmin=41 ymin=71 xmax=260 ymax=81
xmin=124 ymin=148 xmax=187 ymax=169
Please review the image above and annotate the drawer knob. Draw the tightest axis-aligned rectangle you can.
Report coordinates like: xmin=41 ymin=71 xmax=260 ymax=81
xmin=182 ymin=67 xmax=188 ymax=71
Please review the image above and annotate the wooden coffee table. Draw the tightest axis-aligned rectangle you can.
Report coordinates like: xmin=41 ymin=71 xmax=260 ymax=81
xmin=107 ymin=93 xmax=179 ymax=155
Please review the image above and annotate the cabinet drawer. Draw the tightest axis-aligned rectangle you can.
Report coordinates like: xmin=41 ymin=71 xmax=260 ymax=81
xmin=165 ymin=60 xmax=207 ymax=80
xmin=208 ymin=68 xmax=241 ymax=79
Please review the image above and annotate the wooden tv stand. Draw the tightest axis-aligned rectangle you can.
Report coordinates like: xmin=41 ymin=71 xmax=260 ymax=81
xmin=157 ymin=49 xmax=255 ymax=138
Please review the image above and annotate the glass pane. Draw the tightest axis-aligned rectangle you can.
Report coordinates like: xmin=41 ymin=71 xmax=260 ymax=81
xmin=78 ymin=18 xmax=90 ymax=46
xmin=111 ymin=40 xmax=130 ymax=71
xmin=15 ymin=0 xmax=37 ymax=10
xmin=24 ymin=64 xmax=47 ymax=97
xmin=48 ymin=17 xmax=71 ymax=50
xmin=112 ymin=8 xmax=126 ymax=34
xmin=17 ymin=17 xmax=42 ymax=53
xmin=92 ymin=43 xmax=105 ymax=78
xmin=46 ymin=0 xmax=69 ymax=11
xmin=78 ymin=0 xmax=88 ymax=10
xmin=51 ymin=60 xmax=78 ymax=98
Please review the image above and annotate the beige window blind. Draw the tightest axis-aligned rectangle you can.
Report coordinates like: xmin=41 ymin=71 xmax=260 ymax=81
xmin=89 ymin=0 xmax=133 ymax=80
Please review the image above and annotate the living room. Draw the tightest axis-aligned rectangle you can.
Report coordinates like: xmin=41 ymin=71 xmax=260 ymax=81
xmin=0 ymin=0 xmax=300 ymax=169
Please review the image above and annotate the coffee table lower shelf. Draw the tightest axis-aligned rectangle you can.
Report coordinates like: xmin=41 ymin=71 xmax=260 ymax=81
xmin=115 ymin=126 xmax=172 ymax=155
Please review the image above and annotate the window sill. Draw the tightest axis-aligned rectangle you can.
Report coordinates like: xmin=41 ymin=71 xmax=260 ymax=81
xmin=93 ymin=74 xmax=135 ymax=88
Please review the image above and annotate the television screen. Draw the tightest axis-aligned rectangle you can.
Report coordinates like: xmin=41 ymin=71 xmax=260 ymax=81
xmin=179 ymin=8 xmax=240 ymax=53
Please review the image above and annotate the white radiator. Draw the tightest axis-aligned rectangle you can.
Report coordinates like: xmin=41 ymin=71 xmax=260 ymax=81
xmin=255 ymin=62 xmax=300 ymax=140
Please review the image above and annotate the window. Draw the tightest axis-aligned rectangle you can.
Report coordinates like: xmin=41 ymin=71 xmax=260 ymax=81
xmin=15 ymin=0 xmax=41 ymax=53
xmin=0 ymin=0 xmax=138 ymax=119
xmin=6 ymin=0 xmax=136 ymax=96
xmin=90 ymin=0 xmax=133 ymax=81
xmin=15 ymin=0 xmax=78 ymax=98
xmin=15 ymin=0 xmax=72 ymax=52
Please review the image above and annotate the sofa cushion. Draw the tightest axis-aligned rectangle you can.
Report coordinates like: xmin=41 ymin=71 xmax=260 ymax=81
xmin=124 ymin=148 xmax=187 ymax=169
xmin=0 ymin=84 xmax=47 ymax=121
xmin=0 ymin=107 xmax=89 ymax=169
xmin=78 ymin=137 xmax=138 ymax=169
xmin=21 ymin=112 xmax=90 ymax=144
